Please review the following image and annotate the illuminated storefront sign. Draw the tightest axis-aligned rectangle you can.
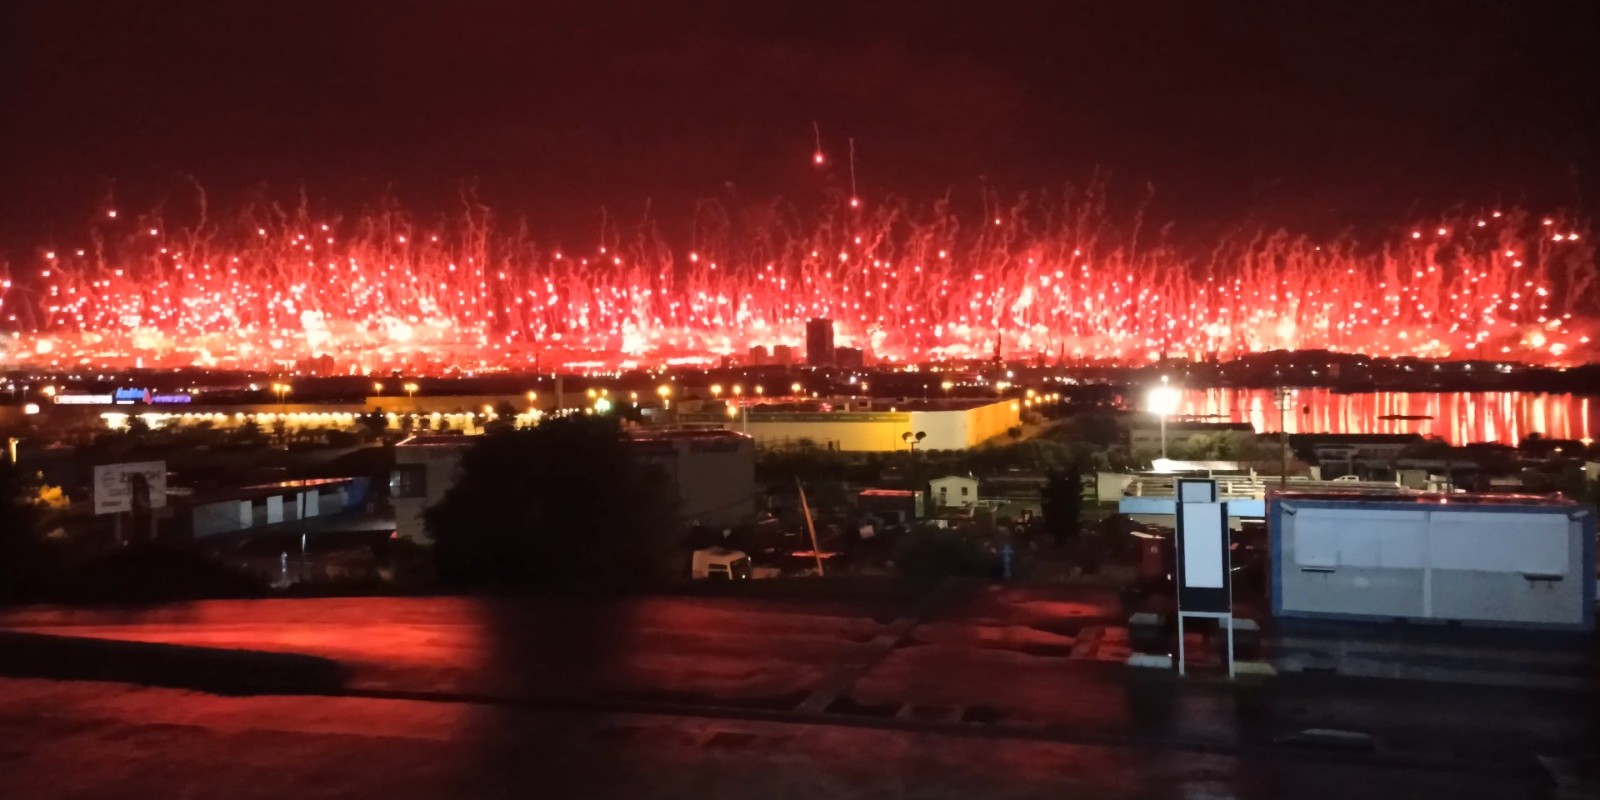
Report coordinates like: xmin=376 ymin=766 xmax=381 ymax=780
xmin=54 ymin=394 xmax=115 ymax=405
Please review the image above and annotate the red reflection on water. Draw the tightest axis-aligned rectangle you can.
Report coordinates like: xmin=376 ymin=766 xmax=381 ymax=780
xmin=1174 ymin=389 xmax=1596 ymax=446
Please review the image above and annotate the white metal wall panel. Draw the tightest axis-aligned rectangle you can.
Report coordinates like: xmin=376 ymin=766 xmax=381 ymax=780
xmin=1429 ymin=511 xmax=1568 ymax=575
xmin=1294 ymin=509 xmax=1428 ymax=569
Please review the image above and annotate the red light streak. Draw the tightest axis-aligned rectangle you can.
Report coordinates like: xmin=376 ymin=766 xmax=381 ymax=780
xmin=0 ymin=199 xmax=1592 ymax=372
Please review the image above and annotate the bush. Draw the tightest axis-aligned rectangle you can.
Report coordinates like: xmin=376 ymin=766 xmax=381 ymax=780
xmin=890 ymin=527 xmax=994 ymax=581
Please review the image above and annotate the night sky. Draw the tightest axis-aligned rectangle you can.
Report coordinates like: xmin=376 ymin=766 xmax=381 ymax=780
xmin=3 ymin=0 xmax=1596 ymax=250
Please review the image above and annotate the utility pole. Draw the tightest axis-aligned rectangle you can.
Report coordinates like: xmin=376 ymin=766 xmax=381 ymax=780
xmin=796 ymin=479 xmax=825 ymax=576
xmin=1276 ymin=385 xmax=1292 ymax=487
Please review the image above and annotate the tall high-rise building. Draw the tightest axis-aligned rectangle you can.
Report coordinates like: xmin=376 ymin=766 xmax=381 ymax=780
xmin=806 ymin=318 xmax=835 ymax=367
xmin=747 ymin=345 xmax=768 ymax=365
xmin=771 ymin=344 xmax=794 ymax=365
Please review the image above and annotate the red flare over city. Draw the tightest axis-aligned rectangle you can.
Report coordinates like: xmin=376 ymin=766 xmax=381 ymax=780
xmin=1 ymin=192 xmax=1593 ymax=373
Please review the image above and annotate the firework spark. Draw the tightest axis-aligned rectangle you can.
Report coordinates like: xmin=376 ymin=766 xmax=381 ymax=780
xmin=1 ymin=193 xmax=1592 ymax=373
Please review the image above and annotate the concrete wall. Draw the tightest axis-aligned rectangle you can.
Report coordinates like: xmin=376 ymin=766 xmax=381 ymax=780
xmin=634 ymin=436 xmax=757 ymax=528
xmin=1271 ymin=498 xmax=1595 ymax=631
xmin=392 ymin=444 xmax=467 ymax=543
xmin=190 ymin=486 xmax=348 ymax=538
xmin=959 ymin=399 xmax=1024 ymax=446
xmin=1096 ymin=472 xmax=1134 ymax=503
xmin=929 ymin=476 xmax=978 ymax=507
xmin=736 ymin=400 xmax=1020 ymax=452
xmin=744 ymin=413 xmax=914 ymax=451
xmin=192 ymin=500 xmax=253 ymax=537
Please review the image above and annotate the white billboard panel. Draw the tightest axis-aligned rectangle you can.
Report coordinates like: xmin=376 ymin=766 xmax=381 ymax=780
xmin=1180 ymin=502 xmax=1225 ymax=589
xmin=92 ymin=461 xmax=167 ymax=515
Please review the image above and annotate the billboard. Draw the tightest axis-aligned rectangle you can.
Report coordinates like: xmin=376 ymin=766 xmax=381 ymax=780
xmin=1174 ymin=478 xmax=1231 ymax=613
xmin=93 ymin=461 xmax=167 ymax=515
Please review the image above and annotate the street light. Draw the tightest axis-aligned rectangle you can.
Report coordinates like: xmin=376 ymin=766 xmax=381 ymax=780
xmin=657 ymin=384 xmax=672 ymax=410
xmin=790 ymin=381 xmax=802 ymax=396
xmin=731 ymin=385 xmax=748 ymax=433
xmin=271 ymin=382 xmax=291 ymax=410
xmin=403 ymin=382 xmax=419 ymax=400
xmin=710 ymin=384 xmax=723 ymax=399
xmin=372 ymin=382 xmax=383 ymax=396
xmin=1145 ymin=378 xmax=1181 ymax=461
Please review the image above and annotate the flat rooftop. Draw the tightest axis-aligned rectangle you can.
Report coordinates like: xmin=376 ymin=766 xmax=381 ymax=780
xmin=744 ymin=398 xmax=1008 ymax=414
xmin=1272 ymin=490 xmax=1585 ymax=507
xmin=628 ymin=429 xmax=749 ymax=443
xmin=395 ymin=434 xmax=474 ymax=448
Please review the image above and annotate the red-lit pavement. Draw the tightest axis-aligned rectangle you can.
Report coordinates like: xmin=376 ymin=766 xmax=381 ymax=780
xmin=0 ymin=676 xmax=1540 ymax=800
xmin=0 ymin=589 xmax=1585 ymax=798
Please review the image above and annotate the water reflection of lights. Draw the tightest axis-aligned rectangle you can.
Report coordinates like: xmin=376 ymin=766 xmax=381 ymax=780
xmin=1171 ymin=389 xmax=1595 ymax=446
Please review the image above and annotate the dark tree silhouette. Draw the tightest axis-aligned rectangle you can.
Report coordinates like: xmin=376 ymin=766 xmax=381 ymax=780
xmin=0 ymin=458 xmax=49 ymax=601
xmin=425 ymin=416 xmax=677 ymax=589
xmin=485 ymin=401 xmax=520 ymax=433
xmin=357 ymin=409 xmax=390 ymax=436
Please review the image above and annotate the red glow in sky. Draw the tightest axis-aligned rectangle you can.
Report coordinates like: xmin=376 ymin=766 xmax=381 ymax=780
xmin=1 ymin=199 xmax=1592 ymax=373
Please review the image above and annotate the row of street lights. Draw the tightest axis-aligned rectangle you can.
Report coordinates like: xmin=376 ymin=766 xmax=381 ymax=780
xmin=366 ymin=382 xmax=422 ymax=400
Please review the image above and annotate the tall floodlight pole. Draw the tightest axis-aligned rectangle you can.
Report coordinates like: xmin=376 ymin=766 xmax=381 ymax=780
xmin=1146 ymin=378 xmax=1181 ymax=462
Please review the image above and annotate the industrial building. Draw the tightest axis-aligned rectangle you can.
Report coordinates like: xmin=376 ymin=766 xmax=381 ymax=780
xmin=687 ymin=398 xmax=1021 ymax=452
xmin=805 ymin=318 xmax=835 ymax=366
xmin=391 ymin=430 xmax=757 ymax=542
xmin=1269 ymin=492 xmax=1595 ymax=632
xmin=857 ymin=488 xmax=925 ymax=523
xmin=187 ymin=477 xmax=369 ymax=538
xmin=626 ymin=429 xmax=758 ymax=529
